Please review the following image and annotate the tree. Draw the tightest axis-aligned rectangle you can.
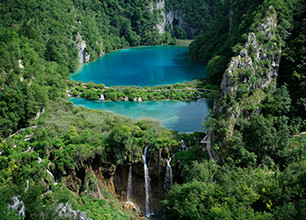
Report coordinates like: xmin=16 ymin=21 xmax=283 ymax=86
xmin=173 ymin=26 xmax=187 ymax=39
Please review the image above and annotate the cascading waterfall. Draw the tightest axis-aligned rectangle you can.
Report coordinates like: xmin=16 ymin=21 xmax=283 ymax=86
xmin=25 ymin=177 xmax=29 ymax=192
xmin=42 ymin=170 xmax=57 ymax=197
xmin=180 ymin=140 xmax=188 ymax=151
xmin=164 ymin=153 xmax=176 ymax=194
xmin=125 ymin=201 xmax=141 ymax=214
xmin=126 ymin=166 xmax=132 ymax=201
xmin=126 ymin=166 xmax=141 ymax=214
xmin=47 ymin=170 xmax=57 ymax=185
xmin=143 ymin=146 xmax=153 ymax=217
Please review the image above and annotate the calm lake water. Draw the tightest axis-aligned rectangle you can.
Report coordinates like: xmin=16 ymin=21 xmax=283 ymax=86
xmin=69 ymin=98 xmax=213 ymax=133
xmin=71 ymin=45 xmax=206 ymax=86
xmin=70 ymin=46 xmax=212 ymax=132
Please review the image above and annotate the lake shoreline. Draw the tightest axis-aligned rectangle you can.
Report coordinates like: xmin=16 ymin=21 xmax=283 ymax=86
xmin=71 ymin=40 xmax=193 ymax=75
xmin=70 ymin=45 xmax=205 ymax=86
xmin=69 ymin=97 xmax=213 ymax=133
xmin=66 ymin=79 xmax=219 ymax=101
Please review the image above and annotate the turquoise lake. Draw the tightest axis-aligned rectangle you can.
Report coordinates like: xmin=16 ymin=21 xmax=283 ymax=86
xmin=70 ymin=46 xmax=212 ymax=132
xmin=69 ymin=98 xmax=213 ymax=133
xmin=71 ymin=45 xmax=206 ymax=86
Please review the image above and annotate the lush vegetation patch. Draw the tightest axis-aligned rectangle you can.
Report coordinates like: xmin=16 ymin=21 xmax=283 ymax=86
xmin=67 ymin=80 xmax=219 ymax=101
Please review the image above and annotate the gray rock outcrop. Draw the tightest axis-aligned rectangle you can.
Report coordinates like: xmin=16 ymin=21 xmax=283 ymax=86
xmin=55 ymin=202 xmax=92 ymax=220
xmin=75 ymin=33 xmax=90 ymax=65
xmin=154 ymin=0 xmax=197 ymax=38
xmin=8 ymin=196 xmax=25 ymax=218
xmin=218 ymin=6 xmax=281 ymax=141
xmin=221 ymin=6 xmax=280 ymax=95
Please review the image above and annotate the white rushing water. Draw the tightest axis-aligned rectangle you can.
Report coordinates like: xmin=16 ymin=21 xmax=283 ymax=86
xmin=125 ymin=201 xmax=141 ymax=214
xmin=126 ymin=166 xmax=142 ymax=215
xmin=25 ymin=177 xmax=29 ymax=192
xmin=38 ymin=157 xmax=42 ymax=164
xmin=47 ymin=170 xmax=57 ymax=185
xmin=126 ymin=166 xmax=132 ymax=201
xmin=164 ymin=153 xmax=176 ymax=194
xmin=143 ymin=146 xmax=153 ymax=217
xmin=181 ymin=139 xmax=187 ymax=151
xmin=23 ymin=146 xmax=33 ymax=153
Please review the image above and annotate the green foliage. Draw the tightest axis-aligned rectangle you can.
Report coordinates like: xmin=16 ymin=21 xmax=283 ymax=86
xmin=0 ymin=1 xmax=304 ymax=219
xmin=166 ymin=0 xmax=220 ymax=37
xmin=68 ymin=80 xmax=216 ymax=101
xmin=206 ymin=55 xmax=228 ymax=85
xmin=164 ymin=161 xmax=281 ymax=219
xmin=173 ymin=26 xmax=187 ymax=39
xmin=0 ymin=0 xmax=177 ymax=140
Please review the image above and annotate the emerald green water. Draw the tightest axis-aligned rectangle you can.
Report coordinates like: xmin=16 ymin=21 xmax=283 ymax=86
xmin=71 ymin=45 xmax=206 ymax=86
xmin=69 ymin=98 xmax=212 ymax=133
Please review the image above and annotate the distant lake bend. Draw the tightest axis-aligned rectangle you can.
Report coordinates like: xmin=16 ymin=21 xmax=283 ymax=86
xmin=70 ymin=45 xmax=206 ymax=86
xmin=69 ymin=98 xmax=213 ymax=133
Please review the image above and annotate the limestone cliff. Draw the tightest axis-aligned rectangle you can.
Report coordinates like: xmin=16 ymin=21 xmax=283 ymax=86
xmin=155 ymin=0 xmax=197 ymax=38
xmin=75 ymin=33 xmax=90 ymax=65
xmin=61 ymin=145 xmax=182 ymax=217
xmin=218 ymin=6 xmax=282 ymax=141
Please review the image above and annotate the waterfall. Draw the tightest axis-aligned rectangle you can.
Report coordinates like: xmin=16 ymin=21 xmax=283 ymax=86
xmin=99 ymin=94 xmax=104 ymax=101
xmin=38 ymin=157 xmax=42 ymax=164
xmin=25 ymin=177 xmax=29 ymax=192
xmin=126 ymin=166 xmax=141 ymax=214
xmin=181 ymin=140 xmax=188 ymax=151
xmin=125 ymin=201 xmax=141 ymax=214
xmin=47 ymin=170 xmax=57 ymax=185
xmin=126 ymin=166 xmax=132 ymax=201
xmin=143 ymin=146 xmax=153 ymax=217
xmin=25 ymin=146 xmax=33 ymax=152
xmin=164 ymin=153 xmax=176 ymax=194
xmin=42 ymin=170 xmax=57 ymax=196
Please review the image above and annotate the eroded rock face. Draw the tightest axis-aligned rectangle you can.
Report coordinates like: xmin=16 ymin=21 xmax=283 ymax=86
xmin=75 ymin=33 xmax=90 ymax=65
xmin=221 ymin=6 xmax=280 ymax=95
xmin=61 ymin=146 xmax=183 ymax=217
xmin=113 ymin=147 xmax=182 ymax=216
xmin=218 ymin=6 xmax=281 ymax=141
xmin=155 ymin=0 xmax=197 ymax=38
xmin=55 ymin=202 xmax=92 ymax=220
xmin=156 ymin=0 xmax=166 ymax=34
xmin=8 ymin=196 xmax=25 ymax=218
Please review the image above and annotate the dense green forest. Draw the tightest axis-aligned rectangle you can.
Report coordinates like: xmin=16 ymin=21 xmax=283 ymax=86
xmin=166 ymin=0 xmax=305 ymax=219
xmin=0 ymin=0 xmax=305 ymax=219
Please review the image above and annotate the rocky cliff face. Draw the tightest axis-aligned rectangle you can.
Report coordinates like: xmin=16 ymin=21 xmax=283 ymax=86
xmin=155 ymin=0 xmax=197 ymax=38
xmin=62 ymin=146 xmax=182 ymax=217
xmin=218 ymin=6 xmax=282 ymax=141
xmin=221 ymin=6 xmax=281 ymax=95
xmin=75 ymin=33 xmax=90 ymax=65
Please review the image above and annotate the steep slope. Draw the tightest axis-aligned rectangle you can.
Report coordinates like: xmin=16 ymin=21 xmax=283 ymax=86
xmin=158 ymin=0 xmax=220 ymax=38
xmin=218 ymin=6 xmax=281 ymax=142
xmin=0 ymin=0 xmax=173 ymax=139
